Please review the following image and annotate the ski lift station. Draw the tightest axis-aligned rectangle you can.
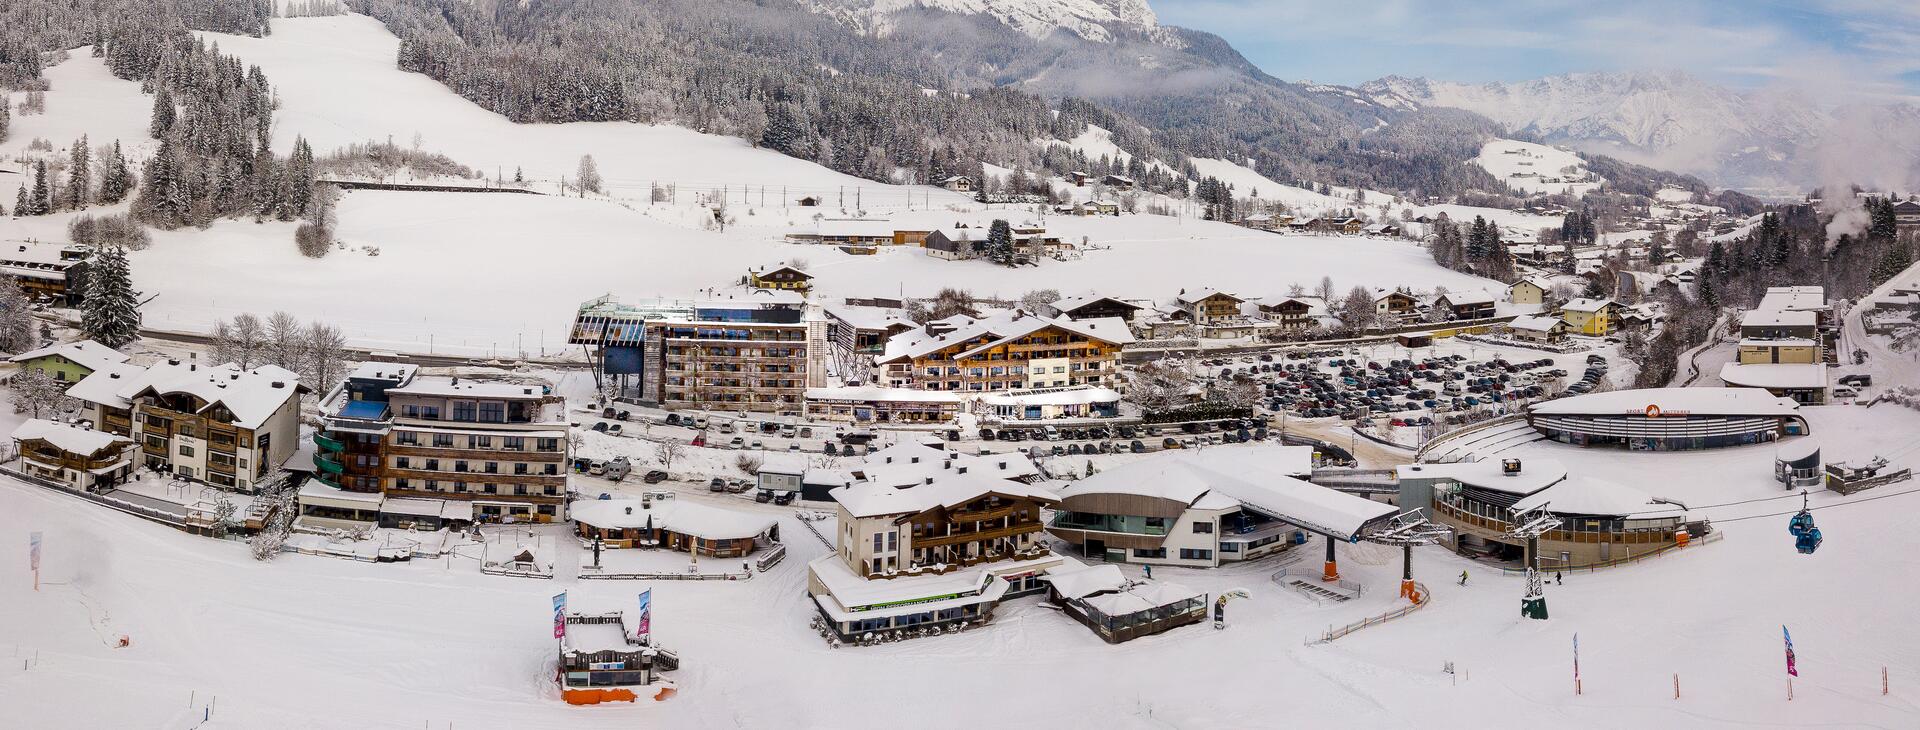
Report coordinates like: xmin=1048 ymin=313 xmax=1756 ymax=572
xmin=1526 ymin=387 xmax=1810 ymax=451
xmin=1395 ymin=458 xmax=1701 ymax=569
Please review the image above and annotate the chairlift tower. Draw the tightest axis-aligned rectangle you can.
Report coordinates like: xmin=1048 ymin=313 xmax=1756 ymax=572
xmin=1506 ymin=506 xmax=1562 ymax=620
xmin=1365 ymin=510 xmax=1452 ymax=603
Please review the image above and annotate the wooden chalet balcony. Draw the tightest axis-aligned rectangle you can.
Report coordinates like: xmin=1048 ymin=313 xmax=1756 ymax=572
xmin=384 ymin=487 xmax=564 ymax=505
xmin=947 ymin=503 xmax=1024 ymax=523
xmin=911 ymin=522 xmax=1036 ymax=549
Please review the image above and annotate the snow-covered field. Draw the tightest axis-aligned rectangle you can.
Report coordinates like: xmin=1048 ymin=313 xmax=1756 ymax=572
xmin=7 ymin=402 xmax=1920 ymax=727
xmin=0 ymin=48 xmax=152 ymax=169
xmin=122 ymin=190 xmax=1499 ymax=355
xmin=1473 ymin=139 xmax=1600 ymax=197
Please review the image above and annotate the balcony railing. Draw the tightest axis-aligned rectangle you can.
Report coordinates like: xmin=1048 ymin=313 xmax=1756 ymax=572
xmin=313 ymin=433 xmax=346 ymax=453
xmin=314 ymin=453 xmax=346 ymax=475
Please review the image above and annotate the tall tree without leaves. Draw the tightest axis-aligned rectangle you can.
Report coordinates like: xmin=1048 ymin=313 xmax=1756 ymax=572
xmin=302 ymin=322 xmax=347 ymax=388
xmin=575 ymin=154 xmax=602 ymax=194
xmin=80 ymin=246 xmax=141 ymax=348
xmin=0 ymin=277 xmax=38 ymax=353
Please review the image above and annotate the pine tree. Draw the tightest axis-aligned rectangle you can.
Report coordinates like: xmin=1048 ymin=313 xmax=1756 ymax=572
xmin=98 ymin=141 xmax=134 ymax=203
xmin=80 ymin=246 xmax=141 ymax=348
xmin=28 ymin=161 xmax=52 ymax=215
xmin=66 ymin=135 xmax=92 ymax=210
xmin=986 ymin=219 xmax=1015 ymax=266
xmin=0 ymin=103 xmax=9 ymax=144
xmin=1465 ymin=216 xmax=1491 ymax=266
xmin=134 ymin=135 xmax=189 ymax=228
xmin=13 ymin=186 xmax=26 ymax=215
xmin=1870 ymin=241 xmax=1913 ymax=285
xmin=149 ymin=87 xmax=176 ymax=139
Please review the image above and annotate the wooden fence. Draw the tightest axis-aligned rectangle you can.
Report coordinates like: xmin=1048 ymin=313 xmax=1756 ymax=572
xmin=1492 ymin=529 xmax=1725 ymax=576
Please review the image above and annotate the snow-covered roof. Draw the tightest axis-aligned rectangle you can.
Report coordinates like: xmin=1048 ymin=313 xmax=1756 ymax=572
xmin=804 ymin=386 xmax=961 ymax=404
xmin=1061 ymin=446 xmax=1388 ymax=540
xmin=1393 ymin=458 xmax=1569 ymax=497
xmin=1776 ymin=437 xmax=1820 ymax=462
xmin=1511 ymin=477 xmax=1668 ymax=518
xmin=833 ymin=471 xmax=1060 ymax=519
xmin=1561 ymin=297 xmax=1615 ymax=313
xmin=70 ymin=360 xmax=306 ymax=430
xmin=11 ymin=418 xmax=132 ymax=455
xmin=1438 ymin=289 xmax=1497 ymax=306
xmin=806 ymin=220 xmax=897 ymax=238
xmin=347 ymin=361 xmax=419 ymax=383
xmin=1051 ymin=294 xmax=1143 ymax=315
xmin=571 ymin=498 xmax=778 ymax=541
xmin=758 ymin=453 xmax=809 ymax=477
xmin=1079 ymin=581 xmax=1203 ymax=617
xmin=822 ymin=304 xmax=913 ymax=331
xmin=1509 ymin=276 xmax=1553 ymax=291
xmin=1041 ymin=563 xmax=1127 ymax=600
xmin=8 ymin=340 xmax=129 ymax=371
xmin=851 ymin=443 xmax=1041 ymax=490
xmin=1719 ymin=363 xmax=1830 ymax=390
xmin=1176 ymin=289 xmax=1242 ymax=305
xmin=879 ymin=310 xmax=1133 ymax=362
xmin=1529 ymin=387 xmax=1802 ymax=417
xmin=1738 ymin=337 xmax=1817 ymax=348
xmin=387 ymin=375 xmax=548 ymax=400
xmin=1508 ymin=315 xmax=1566 ymax=332
xmin=1740 ymin=309 xmax=1817 ymax=328
xmin=1756 ymin=286 xmax=1825 ymax=312
xmin=978 ymin=386 xmax=1121 ymax=408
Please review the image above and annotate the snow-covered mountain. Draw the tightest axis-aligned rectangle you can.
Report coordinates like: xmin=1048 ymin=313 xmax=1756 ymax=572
xmin=1361 ymin=71 xmax=1868 ymax=196
xmin=802 ymin=0 xmax=1157 ymax=42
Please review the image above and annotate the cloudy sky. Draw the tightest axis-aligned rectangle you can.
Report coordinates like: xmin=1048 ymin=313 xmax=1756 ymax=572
xmin=1153 ymin=0 xmax=1920 ymax=101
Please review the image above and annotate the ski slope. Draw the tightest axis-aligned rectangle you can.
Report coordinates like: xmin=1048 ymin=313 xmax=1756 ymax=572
xmin=6 ymin=403 xmax=1920 ymax=727
xmin=196 ymin=15 xmax=934 ymax=205
xmin=0 ymin=48 xmax=153 ymax=168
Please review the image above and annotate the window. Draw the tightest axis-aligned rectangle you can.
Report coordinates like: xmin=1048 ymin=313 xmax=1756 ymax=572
xmin=1221 ymin=542 xmax=1241 ymax=553
xmin=1192 ymin=522 xmax=1214 ymax=534
xmin=452 ymin=401 xmax=477 ymax=421
xmin=1132 ymin=547 xmax=1167 ymax=559
xmin=514 ymin=463 xmax=529 ymax=475
xmin=872 ymin=533 xmax=884 ymax=553
xmin=886 ymin=532 xmax=897 ymax=550
xmin=397 ymin=431 xmax=418 ymax=446
xmin=432 ymin=434 xmax=455 ymax=448
xmin=504 ymin=437 xmax=525 ymax=451
xmin=537 ymin=438 xmax=560 ymax=452
xmin=1178 ymin=549 xmax=1213 ymax=561
xmin=396 ymin=456 xmax=411 ymax=469
xmin=178 ymin=445 xmax=195 ymax=457
xmin=425 ymin=459 xmax=440 ymax=471
xmin=475 ymin=435 xmax=492 ymax=449
xmin=479 ymin=402 xmax=505 ymax=423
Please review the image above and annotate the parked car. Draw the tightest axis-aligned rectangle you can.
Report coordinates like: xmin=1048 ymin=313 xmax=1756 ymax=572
xmin=1162 ymin=437 xmax=1182 ymax=450
xmin=606 ymin=423 xmax=623 ymax=436
xmin=588 ymin=460 xmax=607 ymax=476
xmin=604 ymin=457 xmax=631 ymax=481
xmin=709 ymin=477 xmax=728 ymax=492
xmin=642 ymin=470 xmax=669 ymax=484
xmin=590 ymin=422 xmax=609 ymax=433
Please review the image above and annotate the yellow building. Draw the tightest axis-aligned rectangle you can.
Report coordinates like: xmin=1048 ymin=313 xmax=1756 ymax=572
xmin=1508 ymin=276 xmax=1551 ymax=305
xmin=1737 ymin=338 xmax=1821 ymax=364
xmin=1559 ymin=297 xmax=1618 ymax=336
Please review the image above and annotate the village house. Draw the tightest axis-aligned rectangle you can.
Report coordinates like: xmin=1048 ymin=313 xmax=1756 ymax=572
xmin=940 ymin=175 xmax=974 ymax=192
xmin=1361 ymin=222 xmax=1400 ymax=237
xmin=782 ymin=220 xmax=896 ymax=246
xmin=876 ymin=309 xmax=1133 ymax=392
xmin=979 ymin=385 xmax=1123 ymax=421
xmin=1040 ymin=563 xmax=1206 ymax=644
xmin=747 ymin=264 xmax=813 ymax=292
xmin=68 ymin=357 xmax=308 ymax=493
xmin=1101 ymin=174 xmax=1136 ymax=191
xmin=1432 ymin=289 xmax=1498 ymax=320
xmin=572 ymin=495 xmax=779 ymax=557
xmin=9 ymin=339 xmax=129 ymax=388
xmin=822 ymin=303 xmax=917 ymax=386
xmin=1050 ymin=294 xmax=1145 ymax=323
xmin=1507 ymin=276 xmax=1552 ymax=306
xmin=1176 ymin=289 xmax=1246 ymax=326
xmin=1257 ymin=296 xmax=1330 ymax=330
xmin=805 ymin=468 xmax=1067 ymax=641
xmin=1559 ymin=298 xmax=1619 ymax=336
xmin=1373 ymin=289 xmax=1419 ymax=321
xmin=1894 ymin=199 xmax=1920 ymax=230
xmin=556 ymin=611 xmax=678 ymax=705
xmin=1067 ymin=171 xmax=1090 ymax=187
xmin=1504 ymin=315 xmax=1570 ymax=344
xmin=0 ymin=241 xmax=93 ymax=305
xmin=796 ymin=195 xmax=821 ymax=207
xmin=921 ymin=229 xmax=982 ymax=260
xmin=10 ymin=418 xmax=138 ymax=491
xmin=1240 ymin=213 xmax=1274 ymax=230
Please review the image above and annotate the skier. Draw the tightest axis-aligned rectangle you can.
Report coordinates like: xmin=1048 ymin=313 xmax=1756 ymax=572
xmin=1458 ymin=569 xmax=1469 ymax=586
xmin=1554 ymin=571 xmax=1563 ymax=586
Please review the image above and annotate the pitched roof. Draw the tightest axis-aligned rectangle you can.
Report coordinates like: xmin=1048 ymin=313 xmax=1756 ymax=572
xmin=1508 ymin=315 xmax=1566 ymax=332
xmin=71 ymin=359 xmax=306 ymax=429
xmin=570 ymin=498 xmax=778 ymax=541
xmin=11 ymin=418 xmax=132 ymax=455
xmin=879 ymin=310 xmax=1133 ymax=362
xmin=1561 ymin=297 xmax=1615 ymax=313
xmin=1176 ymin=289 xmax=1242 ymax=305
xmin=832 ymin=470 xmax=1060 ymax=519
xmin=9 ymin=340 xmax=129 ymax=371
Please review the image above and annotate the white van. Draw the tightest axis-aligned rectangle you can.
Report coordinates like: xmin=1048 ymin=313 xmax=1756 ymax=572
xmin=1043 ymin=426 xmax=1061 ymax=441
xmin=690 ymin=415 xmax=709 ymax=429
xmin=716 ymin=419 xmax=736 ymax=434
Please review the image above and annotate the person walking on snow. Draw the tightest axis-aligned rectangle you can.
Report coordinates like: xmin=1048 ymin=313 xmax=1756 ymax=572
xmin=1554 ymin=571 xmax=1562 ymax=585
xmin=1458 ymin=570 xmax=1469 ymax=586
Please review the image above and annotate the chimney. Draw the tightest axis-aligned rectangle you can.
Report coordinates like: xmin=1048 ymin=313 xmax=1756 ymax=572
xmin=625 ymin=506 xmax=634 ymax=515
xmin=924 ymin=477 xmax=934 ymax=485
xmin=271 ymin=381 xmax=285 ymax=389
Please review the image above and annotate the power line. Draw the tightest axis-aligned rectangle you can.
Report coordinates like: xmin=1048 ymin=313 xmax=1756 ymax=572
xmin=1703 ymin=485 xmax=1920 ymax=524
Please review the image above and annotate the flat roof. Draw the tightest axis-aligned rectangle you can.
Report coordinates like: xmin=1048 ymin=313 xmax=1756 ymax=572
xmin=1062 ymin=446 xmax=1386 ymax=540
xmin=1529 ymin=387 xmax=1801 ymax=417
xmin=1395 ymin=458 xmax=1569 ymax=497
xmin=1719 ymin=363 xmax=1830 ymax=390
xmin=1741 ymin=309 xmax=1818 ymax=328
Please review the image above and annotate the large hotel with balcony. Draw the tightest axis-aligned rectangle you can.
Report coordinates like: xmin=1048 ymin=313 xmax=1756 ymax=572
xmin=568 ymin=294 xmax=828 ymax=414
xmin=68 ymin=357 xmax=307 ymax=493
xmin=300 ymin=363 xmax=571 ymax=529
xmin=875 ymin=309 xmax=1134 ymax=393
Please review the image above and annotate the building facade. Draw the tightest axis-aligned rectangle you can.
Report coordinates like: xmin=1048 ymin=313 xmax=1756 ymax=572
xmin=70 ymin=359 xmax=306 ymax=493
xmin=878 ymin=310 xmax=1132 ymax=393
